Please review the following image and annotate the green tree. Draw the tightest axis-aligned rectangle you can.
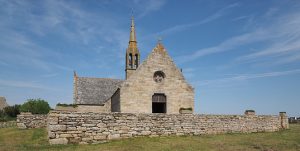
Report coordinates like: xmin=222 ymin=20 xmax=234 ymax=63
xmin=20 ymin=99 xmax=51 ymax=114
xmin=0 ymin=110 xmax=6 ymax=122
xmin=3 ymin=105 xmax=20 ymax=117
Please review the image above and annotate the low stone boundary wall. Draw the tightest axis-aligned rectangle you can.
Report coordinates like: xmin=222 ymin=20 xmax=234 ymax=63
xmin=17 ymin=112 xmax=47 ymax=129
xmin=48 ymin=111 xmax=288 ymax=144
xmin=0 ymin=121 xmax=16 ymax=128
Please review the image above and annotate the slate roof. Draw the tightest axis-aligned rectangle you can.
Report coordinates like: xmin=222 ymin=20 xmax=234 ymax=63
xmin=74 ymin=77 xmax=123 ymax=105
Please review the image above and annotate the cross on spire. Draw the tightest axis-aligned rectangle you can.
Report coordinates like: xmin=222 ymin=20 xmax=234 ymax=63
xmin=157 ymin=36 xmax=163 ymax=43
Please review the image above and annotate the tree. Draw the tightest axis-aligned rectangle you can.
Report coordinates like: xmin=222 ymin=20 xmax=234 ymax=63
xmin=0 ymin=110 xmax=4 ymax=116
xmin=20 ymin=99 xmax=51 ymax=114
xmin=3 ymin=105 xmax=20 ymax=117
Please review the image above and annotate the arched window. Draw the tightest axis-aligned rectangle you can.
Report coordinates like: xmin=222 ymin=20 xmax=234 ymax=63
xmin=129 ymin=53 xmax=133 ymax=68
xmin=134 ymin=54 xmax=138 ymax=68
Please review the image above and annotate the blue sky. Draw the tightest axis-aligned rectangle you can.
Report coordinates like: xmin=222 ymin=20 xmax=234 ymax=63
xmin=0 ymin=0 xmax=300 ymax=116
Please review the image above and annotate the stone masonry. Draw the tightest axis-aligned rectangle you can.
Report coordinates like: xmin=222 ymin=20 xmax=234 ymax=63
xmin=118 ymin=43 xmax=194 ymax=114
xmin=47 ymin=111 xmax=288 ymax=145
xmin=17 ymin=112 xmax=47 ymax=129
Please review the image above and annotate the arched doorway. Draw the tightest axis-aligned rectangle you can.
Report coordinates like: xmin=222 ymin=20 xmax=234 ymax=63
xmin=152 ymin=93 xmax=166 ymax=113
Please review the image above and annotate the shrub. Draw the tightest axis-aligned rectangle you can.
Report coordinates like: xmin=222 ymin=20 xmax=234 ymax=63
xmin=3 ymin=105 xmax=20 ymax=117
xmin=0 ymin=110 xmax=4 ymax=116
xmin=0 ymin=110 xmax=6 ymax=122
xmin=20 ymin=99 xmax=51 ymax=114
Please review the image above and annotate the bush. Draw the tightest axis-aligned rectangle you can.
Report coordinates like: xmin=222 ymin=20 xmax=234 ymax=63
xmin=0 ymin=105 xmax=20 ymax=121
xmin=3 ymin=105 xmax=20 ymax=117
xmin=0 ymin=110 xmax=4 ymax=116
xmin=0 ymin=110 xmax=6 ymax=122
xmin=20 ymin=99 xmax=51 ymax=114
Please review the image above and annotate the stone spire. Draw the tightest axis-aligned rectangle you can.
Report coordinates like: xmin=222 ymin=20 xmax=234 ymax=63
xmin=125 ymin=13 xmax=140 ymax=79
xmin=129 ymin=15 xmax=136 ymax=42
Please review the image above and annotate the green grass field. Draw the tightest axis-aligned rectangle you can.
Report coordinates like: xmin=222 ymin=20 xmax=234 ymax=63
xmin=0 ymin=124 xmax=299 ymax=151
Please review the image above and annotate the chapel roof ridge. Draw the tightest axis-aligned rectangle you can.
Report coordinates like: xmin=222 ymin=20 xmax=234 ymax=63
xmin=77 ymin=76 xmax=123 ymax=81
xmin=74 ymin=73 xmax=123 ymax=81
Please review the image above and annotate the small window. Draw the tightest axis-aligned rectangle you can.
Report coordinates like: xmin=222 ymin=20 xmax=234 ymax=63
xmin=129 ymin=53 xmax=133 ymax=68
xmin=153 ymin=71 xmax=165 ymax=83
xmin=134 ymin=54 xmax=138 ymax=68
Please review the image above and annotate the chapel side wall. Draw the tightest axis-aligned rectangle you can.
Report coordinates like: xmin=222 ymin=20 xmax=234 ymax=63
xmin=48 ymin=111 xmax=287 ymax=145
xmin=111 ymin=89 xmax=120 ymax=112
xmin=77 ymin=100 xmax=111 ymax=113
xmin=120 ymin=50 xmax=194 ymax=114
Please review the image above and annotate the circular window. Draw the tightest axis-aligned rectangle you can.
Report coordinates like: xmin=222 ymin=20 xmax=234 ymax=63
xmin=153 ymin=71 xmax=165 ymax=83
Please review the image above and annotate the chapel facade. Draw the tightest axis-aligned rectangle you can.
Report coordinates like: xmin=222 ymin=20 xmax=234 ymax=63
xmin=73 ymin=16 xmax=194 ymax=114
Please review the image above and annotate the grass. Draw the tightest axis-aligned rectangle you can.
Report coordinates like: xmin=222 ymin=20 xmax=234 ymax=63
xmin=0 ymin=124 xmax=300 ymax=151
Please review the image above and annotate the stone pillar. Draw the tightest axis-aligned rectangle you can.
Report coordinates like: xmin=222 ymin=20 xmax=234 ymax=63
xmin=279 ymin=112 xmax=289 ymax=129
xmin=244 ymin=110 xmax=255 ymax=116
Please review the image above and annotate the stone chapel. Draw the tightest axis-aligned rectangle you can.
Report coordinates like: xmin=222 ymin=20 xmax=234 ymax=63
xmin=73 ymin=16 xmax=194 ymax=114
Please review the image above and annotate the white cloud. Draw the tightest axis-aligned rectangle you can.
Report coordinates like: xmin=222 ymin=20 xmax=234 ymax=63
xmin=273 ymin=53 xmax=300 ymax=65
xmin=178 ymin=8 xmax=300 ymax=65
xmin=177 ymin=29 xmax=269 ymax=63
xmin=0 ymin=79 xmax=50 ymax=90
xmin=198 ymin=69 xmax=300 ymax=87
xmin=41 ymin=73 xmax=59 ymax=78
xmin=235 ymin=12 xmax=300 ymax=64
xmin=150 ymin=2 xmax=239 ymax=37
xmin=0 ymin=0 xmax=131 ymax=73
xmin=134 ymin=0 xmax=167 ymax=18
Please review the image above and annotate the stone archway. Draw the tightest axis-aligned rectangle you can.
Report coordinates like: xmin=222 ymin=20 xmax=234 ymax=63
xmin=152 ymin=93 xmax=166 ymax=113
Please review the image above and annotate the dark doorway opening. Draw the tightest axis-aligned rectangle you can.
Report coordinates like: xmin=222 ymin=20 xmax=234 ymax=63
xmin=152 ymin=102 xmax=166 ymax=113
xmin=152 ymin=93 xmax=166 ymax=113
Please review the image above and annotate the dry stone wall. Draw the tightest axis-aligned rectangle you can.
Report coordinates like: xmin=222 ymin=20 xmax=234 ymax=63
xmin=17 ymin=112 xmax=47 ymax=129
xmin=0 ymin=121 xmax=16 ymax=128
xmin=48 ymin=111 xmax=288 ymax=145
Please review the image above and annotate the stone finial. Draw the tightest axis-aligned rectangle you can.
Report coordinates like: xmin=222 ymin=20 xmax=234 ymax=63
xmin=154 ymin=42 xmax=167 ymax=55
xmin=73 ymin=70 xmax=78 ymax=78
xmin=244 ymin=110 xmax=255 ymax=116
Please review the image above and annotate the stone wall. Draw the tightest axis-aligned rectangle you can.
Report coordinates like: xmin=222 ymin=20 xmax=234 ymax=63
xmin=55 ymin=106 xmax=78 ymax=112
xmin=17 ymin=112 xmax=47 ymax=129
xmin=54 ymin=102 xmax=111 ymax=113
xmin=48 ymin=111 xmax=288 ymax=145
xmin=76 ymin=101 xmax=111 ymax=113
xmin=0 ymin=121 xmax=16 ymax=128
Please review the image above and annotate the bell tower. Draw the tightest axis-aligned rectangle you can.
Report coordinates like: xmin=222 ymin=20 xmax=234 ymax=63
xmin=125 ymin=15 xmax=140 ymax=79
